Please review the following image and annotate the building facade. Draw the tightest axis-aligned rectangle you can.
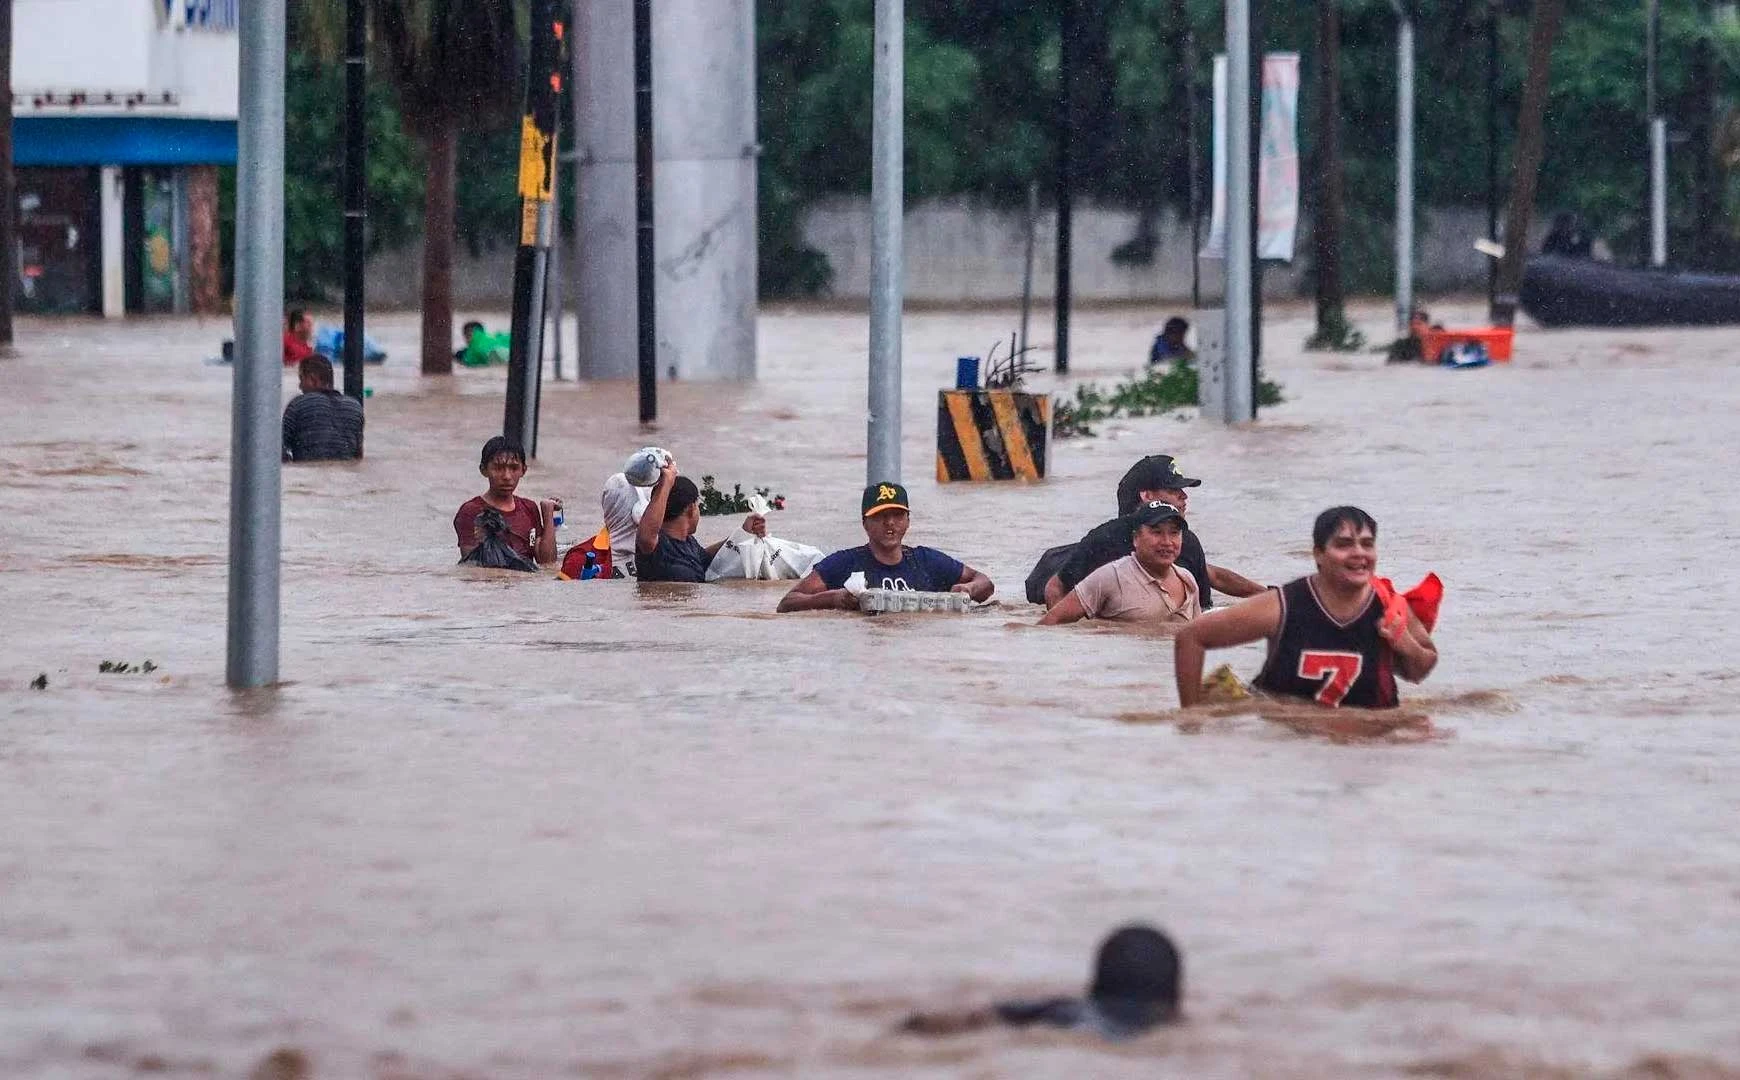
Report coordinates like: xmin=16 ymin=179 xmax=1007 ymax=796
xmin=12 ymin=0 xmax=237 ymax=316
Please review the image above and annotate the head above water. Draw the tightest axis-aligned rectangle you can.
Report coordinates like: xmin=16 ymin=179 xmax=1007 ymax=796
xmin=1129 ymin=502 xmax=1186 ymax=571
xmin=662 ymin=475 xmax=701 ymax=522
xmin=297 ymin=354 xmax=334 ymax=392
xmin=860 ymin=481 xmax=911 ymax=551
xmin=1087 ymin=924 xmax=1182 ymax=1024
xmin=462 ymin=320 xmax=485 ymax=342
xmin=1161 ymin=316 xmax=1189 ymax=342
xmin=1117 ymin=455 xmax=1201 ymax=516
xmin=478 ymin=435 xmax=527 ymax=474
xmin=1312 ymin=505 xmax=1378 ymax=551
xmin=1312 ymin=506 xmax=1379 ymax=591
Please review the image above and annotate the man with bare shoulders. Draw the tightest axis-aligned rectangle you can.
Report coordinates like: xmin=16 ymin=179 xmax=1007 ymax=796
xmin=1174 ymin=506 xmax=1437 ymax=708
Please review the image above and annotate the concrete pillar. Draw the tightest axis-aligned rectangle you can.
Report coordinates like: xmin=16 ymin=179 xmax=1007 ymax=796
xmin=575 ymin=0 xmax=757 ymax=381
xmin=99 ymin=166 xmax=125 ymax=318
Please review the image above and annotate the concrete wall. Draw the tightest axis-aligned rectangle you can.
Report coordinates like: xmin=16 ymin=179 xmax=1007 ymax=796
xmin=363 ymin=199 xmax=1533 ymax=309
xmin=803 ymin=196 xmax=1516 ymax=304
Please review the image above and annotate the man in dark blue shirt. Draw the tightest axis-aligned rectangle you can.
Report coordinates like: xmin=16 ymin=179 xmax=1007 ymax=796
xmin=636 ymin=459 xmax=765 ymax=582
xmin=778 ymin=482 xmax=993 ymax=612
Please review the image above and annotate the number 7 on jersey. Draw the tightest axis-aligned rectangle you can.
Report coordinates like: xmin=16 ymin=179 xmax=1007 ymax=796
xmin=1298 ymin=651 xmax=1363 ymax=707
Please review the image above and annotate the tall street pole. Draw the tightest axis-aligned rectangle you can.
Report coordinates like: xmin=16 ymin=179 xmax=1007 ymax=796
xmin=1647 ymin=0 xmax=1667 ymax=266
xmin=228 ymin=0 xmax=285 ymax=688
xmin=504 ymin=0 xmax=566 ymax=454
xmin=633 ymin=0 xmax=657 ymax=426
xmin=1487 ymin=0 xmax=1499 ymax=306
xmin=1222 ymin=0 xmax=1254 ymax=423
xmin=1177 ymin=0 xmax=1201 ymax=311
xmin=867 ymin=0 xmax=904 ymax=484
xmin=1054 ymin=0 xmax=1074 ymax=374
xmin=1393 ymin=1 xmax=1415 ymax=333
xmin=342 ymin=0 xmax=367 ymax=403
xmin=0 ymin=0 xmax=14 ymax=349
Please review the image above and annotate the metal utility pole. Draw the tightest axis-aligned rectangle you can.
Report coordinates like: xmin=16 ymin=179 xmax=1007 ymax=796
xmin=1491 ymin=0 xmax=1567 ymax=325
xmin=1647 ymin=0 xmax=1667 ymax=266
xmin=504 ymin=0 xmax=566 ymax=453
xmin=1178 ymin=0 xmax=1201 ymax=310
xmin=1054 ymin=0 xmax=1074 ymax=374
xmin=1487 ymin=0 xmax=1500 ymax=306
xmin=633 ymin=0 xmax=657 ymax=426
xmin=1020 ymin=179 xmax=1038 ymax=356
xmin=0 ymin=0 xmax=14 ymax=350
xmin=1313 ymin=0 xmax=1348 ymax=342
xmin=1393 ymin=1 xmax=1415 ymax=332
xmin=342 ymin=0 xmax=366 ymax=403
xmin=867 ymin=0 xmax=904 ymax=483
xmin=1248 ymin=2 xmax=1263 ymax=399
xmin=227 ymin=0 xmax=285 ymax=688
xmin=1222 ymin=0 xmax=1254 ymax=423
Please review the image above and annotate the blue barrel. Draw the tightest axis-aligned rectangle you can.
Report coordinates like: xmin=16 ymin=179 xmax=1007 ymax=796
xmin=955 ymin=356 xmax=981 ymax=389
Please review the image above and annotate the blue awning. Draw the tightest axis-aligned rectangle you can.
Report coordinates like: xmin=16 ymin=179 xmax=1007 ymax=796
xmin=13 ymin=117 xmax=237 ymax=167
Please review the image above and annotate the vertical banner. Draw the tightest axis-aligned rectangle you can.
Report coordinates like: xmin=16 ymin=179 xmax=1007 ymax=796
xmin=1204 ymin=55 xmax=1228 ymax=260
xmin=1201 ymin=52 xmax=1300 ymax=262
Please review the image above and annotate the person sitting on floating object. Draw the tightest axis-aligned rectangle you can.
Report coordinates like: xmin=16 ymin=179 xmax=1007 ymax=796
xmin=1174 ymin=506 xmax=1439 ymax=709
xmin=1038 ymin=455 xmax=1263 ymax=611
xmin=1148 ymin=316 xmax=1196 ymax=366
xmin=1038 ymin=501 xmax=1199 ymax=628
xmin=776 ymin=482 xmax=993 ymax=612
xmin=281 ymin=355 xmax=363 ymax=462
xmin=899 ymin=924 xmax=1182 ymax=1039
xmin=454 ymin=435 xmax=561 ymax=566
xmin=635 ymin=458 xmax=766 ymax=583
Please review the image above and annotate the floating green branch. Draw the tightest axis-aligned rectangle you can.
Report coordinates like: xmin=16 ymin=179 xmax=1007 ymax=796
xmin=1053 ymin=360 xmax=1285 ymax=439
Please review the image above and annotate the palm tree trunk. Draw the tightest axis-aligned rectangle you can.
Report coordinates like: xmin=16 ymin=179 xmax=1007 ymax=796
xmin=1491 ymin=0 xmax=1566 ymax=326
xmin=420 ymin=113 xmax=457 ymax=375
xmin=1312 ymin=0 xmax=1345 ymax=341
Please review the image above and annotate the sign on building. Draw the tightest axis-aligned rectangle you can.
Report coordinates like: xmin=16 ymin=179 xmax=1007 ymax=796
xmin=160 ymin=0 xmax=239 ymax=32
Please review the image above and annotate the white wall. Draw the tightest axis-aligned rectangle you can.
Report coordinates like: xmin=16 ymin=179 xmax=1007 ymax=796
xmin=13 ymin=0 xmax=237 ymax=120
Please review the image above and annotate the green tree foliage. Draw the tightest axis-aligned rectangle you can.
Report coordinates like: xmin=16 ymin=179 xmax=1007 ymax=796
xmin=756 ymin=0 xmax=1740 ymax=296
xmin=281 ymin=52 xmax=424 ymax=300
xmin=261 ymin=1 xmax=1740 ymax=303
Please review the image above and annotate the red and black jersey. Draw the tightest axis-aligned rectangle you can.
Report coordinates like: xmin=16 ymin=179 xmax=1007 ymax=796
xmin=1253 ymin=577 xmax=1397 ymax=709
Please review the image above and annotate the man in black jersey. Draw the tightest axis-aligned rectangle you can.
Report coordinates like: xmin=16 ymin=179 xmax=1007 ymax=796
xmin=1174 ymin=506 xmax=1437 ymax=708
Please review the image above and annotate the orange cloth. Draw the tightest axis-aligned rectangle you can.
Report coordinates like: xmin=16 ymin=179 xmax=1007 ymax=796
xmin=1372 ymin=573 xmax=1443 ymax=634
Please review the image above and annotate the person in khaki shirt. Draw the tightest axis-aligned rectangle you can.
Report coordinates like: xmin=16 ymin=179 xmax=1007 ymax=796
xmin=1039 ymin=501 xmax=1200 ymax=627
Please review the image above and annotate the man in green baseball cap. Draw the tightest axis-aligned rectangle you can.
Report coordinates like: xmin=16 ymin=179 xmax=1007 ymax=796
xmin=777 ymin=482 xmax=994 ymax=612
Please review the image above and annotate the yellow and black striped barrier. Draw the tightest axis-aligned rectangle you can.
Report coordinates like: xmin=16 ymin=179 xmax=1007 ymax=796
xmin=936 ymin=389 xmax=1051 ymax=483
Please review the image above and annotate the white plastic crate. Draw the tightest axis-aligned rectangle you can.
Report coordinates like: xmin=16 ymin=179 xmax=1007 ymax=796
xmin=856 ymin=588 xmax=973 ymax=614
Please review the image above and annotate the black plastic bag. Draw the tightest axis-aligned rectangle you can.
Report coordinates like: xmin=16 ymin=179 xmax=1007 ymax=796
xmin=458 ymin=508 xmax=540 ymax=572
xmin=1024 ymin=543 xmax=1076 ymax=604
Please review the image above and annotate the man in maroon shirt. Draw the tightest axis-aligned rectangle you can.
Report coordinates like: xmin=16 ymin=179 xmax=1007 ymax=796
xmin=453 ymin=436 xmax=562 ymax=565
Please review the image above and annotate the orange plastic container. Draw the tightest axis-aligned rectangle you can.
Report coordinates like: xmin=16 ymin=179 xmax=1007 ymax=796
xmin=1417 ymin=325 xmax=1514 ymax=363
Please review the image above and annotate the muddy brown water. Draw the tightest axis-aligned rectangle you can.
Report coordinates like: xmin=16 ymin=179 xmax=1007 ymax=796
xmin=2 ymin=302 xmax=1739 ymax=1078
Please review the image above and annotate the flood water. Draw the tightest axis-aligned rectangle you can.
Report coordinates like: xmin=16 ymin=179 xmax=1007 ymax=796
xmin=2 ymin=301 xmax=1739 ymax=1079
